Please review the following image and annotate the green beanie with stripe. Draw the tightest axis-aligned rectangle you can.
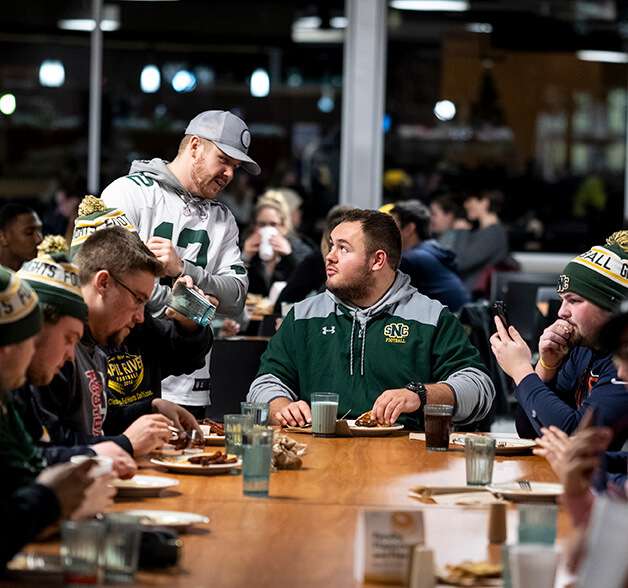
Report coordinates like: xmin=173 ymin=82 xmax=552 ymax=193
xmin=557 ymin=231 xmax=628 ymax=311
xmin=18 ymin=235 xmax=88 ymax=323
xmin=0 ymin=266 xmax=42 ymax=346
xmin=70 ymin=195 xmax=137 ymax=259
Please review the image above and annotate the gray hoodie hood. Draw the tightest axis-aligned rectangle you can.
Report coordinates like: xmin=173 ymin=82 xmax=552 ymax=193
xmin=129 ymin=158 xmax=215 ymax=220
xmin=326 ymin=271 xmax=417 ymax=376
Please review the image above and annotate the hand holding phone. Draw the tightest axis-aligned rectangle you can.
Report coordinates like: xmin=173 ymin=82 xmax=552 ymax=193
xmin=492 ymin=300 xmax=510 ymax=329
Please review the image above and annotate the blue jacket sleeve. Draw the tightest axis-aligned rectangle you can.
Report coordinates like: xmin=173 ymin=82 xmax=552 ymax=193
xmin=514 ymin=350 xmax=628 ymax=450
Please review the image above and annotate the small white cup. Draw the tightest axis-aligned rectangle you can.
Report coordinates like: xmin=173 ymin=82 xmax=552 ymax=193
xmin=258 ymin=226 xmax=278 ymax=261
xmin=70 ymin=455 xmax=114 ymax=478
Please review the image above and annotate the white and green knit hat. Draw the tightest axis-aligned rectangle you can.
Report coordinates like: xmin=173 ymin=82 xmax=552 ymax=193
xmin=557 ymin=231 xmax=628 ymax=311
xmin=0 ymin=266 xmax=42 ymax=346
xmin=70 ymin=195 xmax=137 ymax=259
xmin=18 ymin=235 xmax=88 ymax=323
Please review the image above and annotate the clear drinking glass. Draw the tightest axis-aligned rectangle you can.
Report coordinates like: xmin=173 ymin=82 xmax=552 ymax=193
xmin=240 ymin=401 xmax=270 ymax=427
xmin=102 ymin=513 xmax=142 ymax=583
xmin=465 ymin=436 xmax=496 ymax=485
xmin=166 ymin=281 xmax=216 ymax=327
xmin=224 ymin=413 xmax=254 ymax=456
xmin=242 ymin=427 xmax=274 ymax=497
xmin=61 ymin=520 xmax=104 ymax=587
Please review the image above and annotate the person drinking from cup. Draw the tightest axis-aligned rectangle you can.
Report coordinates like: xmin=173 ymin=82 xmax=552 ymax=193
xmin=248 ymin=208 xmax=494 ymax=428
xmin=241 ymin=191 xmax=314 ymax=297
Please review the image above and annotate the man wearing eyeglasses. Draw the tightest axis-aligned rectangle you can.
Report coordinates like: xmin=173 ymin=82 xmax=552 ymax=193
xmin=15 ymin=227 xmax=210 ymax=455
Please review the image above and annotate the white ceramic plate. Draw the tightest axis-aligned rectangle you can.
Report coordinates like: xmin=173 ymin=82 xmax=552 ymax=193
xmin=486 ymin=481 xmax=563 ymax=503
xmin=451 ymin=434 xmax=537 ymax=455
xmin=112 ymin=475 xmax=180 ymax=497
xmin=5 ymin=552 xmax=63 ymax=582
xmin=120 ymin=509 xmax=209 ymax=532
xmin=346 ymin=419 xmax=404 ymax=436
xmin=150 ymin=455 xmax=241 ymax=475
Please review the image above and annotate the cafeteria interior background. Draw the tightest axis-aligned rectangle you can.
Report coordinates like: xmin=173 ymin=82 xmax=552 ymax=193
xmin=2 ymin=0 xmax=628 ymax=432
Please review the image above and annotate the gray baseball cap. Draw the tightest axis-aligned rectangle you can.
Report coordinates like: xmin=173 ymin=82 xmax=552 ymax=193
xmin=185 ymin=110 xmax=261 ymax=175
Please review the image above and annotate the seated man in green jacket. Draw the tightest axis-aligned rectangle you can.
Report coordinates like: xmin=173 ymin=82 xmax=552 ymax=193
xmin=248 ymin=208 xmax=494 ymax=429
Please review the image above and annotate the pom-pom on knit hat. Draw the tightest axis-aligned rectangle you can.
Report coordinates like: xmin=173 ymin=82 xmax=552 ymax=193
xmin=70 ymin=195 xmax=137 ymax=259
xmin=18 ymin=235 xmax=88 ymax=323
xmin=557 ymin=230 xmax=628 ymax=312
xmin=0 ymin=266 xmax=42 ymax=346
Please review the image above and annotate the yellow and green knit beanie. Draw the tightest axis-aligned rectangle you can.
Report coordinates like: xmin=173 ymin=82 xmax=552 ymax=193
xmin=70 ymin=195 xmax=137 ymax=259
xmin=557 ymin=231 xmax=628 ymax=311
xmin=0 ymin=266 xmax=42 ymax=346
xmin=18 ymin=235 xmax=88 ymax=323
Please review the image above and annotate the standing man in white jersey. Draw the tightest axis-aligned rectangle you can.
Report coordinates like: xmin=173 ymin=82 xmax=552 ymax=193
xmin=101 ymin=110 xmax=261 ymax=418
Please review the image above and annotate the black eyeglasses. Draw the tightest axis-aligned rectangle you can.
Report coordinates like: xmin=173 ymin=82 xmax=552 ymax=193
xmin=111 ymin=274 xmax=148 ymax=309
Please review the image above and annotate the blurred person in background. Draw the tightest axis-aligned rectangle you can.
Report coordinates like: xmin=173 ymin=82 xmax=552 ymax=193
xmin=389 ymin=200 xmax=470 ymax=313
xmin=241 ymin=191 xmax=314 ymax=298
xmin=451 ymin=188 xmax=510 ymax=296
xmin=429 ymin=193 xmax=469 ymax=251
xmin=0 ymin=203 xmax=43 ymax=271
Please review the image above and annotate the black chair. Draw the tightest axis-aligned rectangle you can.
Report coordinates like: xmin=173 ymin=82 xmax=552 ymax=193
xmin=458 ymin=300 xmax=514 ymax=430
xmin=205 ymin=338 xmax=269 ymax=422
xmin=490 ymin=271 xmax=560 ymax=350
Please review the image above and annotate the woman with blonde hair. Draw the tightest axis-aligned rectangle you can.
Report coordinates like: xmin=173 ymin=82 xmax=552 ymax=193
xmin=241 ymin=191 xmax=314 ymax=297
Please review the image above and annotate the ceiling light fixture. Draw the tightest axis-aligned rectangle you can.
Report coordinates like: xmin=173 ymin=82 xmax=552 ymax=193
xmin=389 ymin=0 xmax=469 ymax=11
xmin=577 ymin=50 xmax=628 ymax=63
xmin=58 ymin=4 xmax=120 ymax=31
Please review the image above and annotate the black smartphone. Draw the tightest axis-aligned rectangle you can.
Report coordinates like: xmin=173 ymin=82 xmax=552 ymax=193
xmin=492 ymin=300 xmax=510 ymax=329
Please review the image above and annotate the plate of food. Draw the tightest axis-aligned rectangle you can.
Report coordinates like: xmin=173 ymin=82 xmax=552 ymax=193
xmin=112 ymin=475 xmax=180 ymax=497
xmin=437 ymin=560 xmax=502 ymax=586
xmin=120 ymin=509 xmax=209 ymax=532
xmin=451 ymin=434 xmax=537 ymax=455
xmin=5 ymin=552 xmax=63 ymax=583
xmin=150 ymin=452 xmax=241 ymax=475
xmin=198 ymin=420 xmax=226 ymax=445
xmin=347 ymin=412 xmax=404 ymax=436
xmin=486 ymin=481 xmax=563 ymax=502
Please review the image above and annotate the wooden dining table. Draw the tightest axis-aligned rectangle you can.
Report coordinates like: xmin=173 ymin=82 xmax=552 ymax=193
xmin=3 ymin=430 xmax=574 ymax=587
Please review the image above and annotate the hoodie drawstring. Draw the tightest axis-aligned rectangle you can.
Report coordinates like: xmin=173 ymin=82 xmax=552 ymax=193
xmin=349 ymin=312 xmax=356 ymax=376
xmin=349 ymin=310 xmax=367 ymax=377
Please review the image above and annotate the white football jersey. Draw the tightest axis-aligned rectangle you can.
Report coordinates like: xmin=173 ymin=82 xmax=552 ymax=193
xmin=101 ymin=158 xmax=248 ymax=406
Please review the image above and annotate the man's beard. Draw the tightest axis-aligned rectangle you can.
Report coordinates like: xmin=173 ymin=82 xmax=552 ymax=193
xmin=190 ymin=155 xmax=218 ymax=200
xmin=326 ymin=264 xmax=376 ymax=304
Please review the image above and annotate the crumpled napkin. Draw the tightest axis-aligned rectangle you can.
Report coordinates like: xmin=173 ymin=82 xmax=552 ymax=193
xmin=271 ymin=432 xmax=308 ymax=471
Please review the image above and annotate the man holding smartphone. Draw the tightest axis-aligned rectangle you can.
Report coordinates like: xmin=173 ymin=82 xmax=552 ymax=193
xmin=490 ymin=231 xmax=628 ymax=448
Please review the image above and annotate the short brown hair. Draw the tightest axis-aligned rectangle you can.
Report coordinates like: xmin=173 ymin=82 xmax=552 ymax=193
xmin=74 ymin=226 xmax=165 ymax=285
xmin=336 ymin=209 xmax=402 ymax=271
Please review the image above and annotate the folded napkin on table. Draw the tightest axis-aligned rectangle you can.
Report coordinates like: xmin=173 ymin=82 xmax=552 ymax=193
xmin=271 ymin=432 xmax=308 ymax=471
xmin=409 ymin=485 xmax=502 ymax=505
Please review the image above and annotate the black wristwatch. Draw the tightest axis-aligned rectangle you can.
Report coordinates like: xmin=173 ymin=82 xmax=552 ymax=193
xmin=406 ymin=381 xmax=427 ymax=411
